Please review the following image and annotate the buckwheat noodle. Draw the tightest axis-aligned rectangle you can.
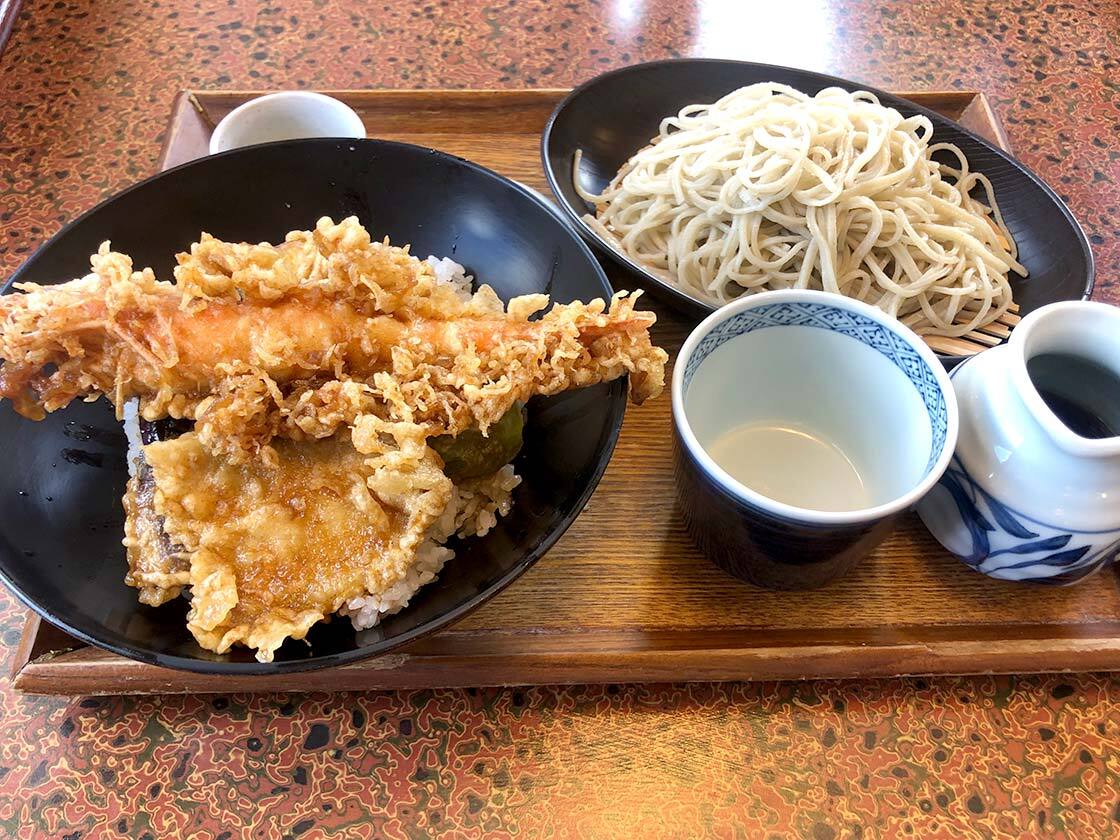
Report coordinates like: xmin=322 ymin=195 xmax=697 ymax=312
xmin=573 ymin=83 xmax=1026 ymax=337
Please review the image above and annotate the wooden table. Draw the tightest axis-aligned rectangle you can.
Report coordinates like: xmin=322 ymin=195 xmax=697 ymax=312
xmin=1 ymin=0 xmax=1119 ymax=836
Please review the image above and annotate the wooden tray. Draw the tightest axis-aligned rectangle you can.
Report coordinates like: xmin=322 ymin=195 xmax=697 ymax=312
xmin=12 ymin=89 xmax=1120 ymax=695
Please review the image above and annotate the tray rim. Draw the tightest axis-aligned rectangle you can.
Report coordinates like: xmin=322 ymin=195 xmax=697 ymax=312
xmin=12 ymin=85 xmax=1120 ymax=695
xmin=15 ymin=609 xmax=1120 ymax=695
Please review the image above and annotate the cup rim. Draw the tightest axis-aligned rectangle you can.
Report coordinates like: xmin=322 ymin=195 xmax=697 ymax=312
xmin=208 ymin=91 xmax=366 ymax=155
xmin=671 ymin=289 xmax=960 ymax=526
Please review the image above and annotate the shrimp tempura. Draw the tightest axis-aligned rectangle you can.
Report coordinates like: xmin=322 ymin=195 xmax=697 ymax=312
xmin=0 ymin=217 xmax=667 ymax=460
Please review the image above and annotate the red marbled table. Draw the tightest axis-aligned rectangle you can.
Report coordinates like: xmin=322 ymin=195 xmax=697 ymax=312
xmin=2 ymin=0 xmax=1120 ymax=836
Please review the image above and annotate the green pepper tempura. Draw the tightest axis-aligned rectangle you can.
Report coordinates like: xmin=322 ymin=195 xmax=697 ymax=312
xmin=429 ymin=403 xmax=526 ymax=481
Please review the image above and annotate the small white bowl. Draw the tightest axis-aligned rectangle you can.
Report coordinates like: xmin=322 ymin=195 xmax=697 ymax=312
xmin=209 ymin=92 xmax=366 ymax=155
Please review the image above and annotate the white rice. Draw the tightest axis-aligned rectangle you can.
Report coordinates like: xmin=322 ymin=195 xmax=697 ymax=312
xmin=340 ymin=463 xmax=522 ymax=631
xmin=425 ymin=255 xmax=474 ymax=300
xmin=337 ymin=541 xmax=455 ymax=632
xmin=122 ymin=399 xmax=143 ymax=478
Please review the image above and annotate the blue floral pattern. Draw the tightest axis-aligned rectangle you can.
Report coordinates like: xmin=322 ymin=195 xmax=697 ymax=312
xmin=934 ymin=457 xmax=1118 ymax=583
xmin=683 ymin=302 xmax=949 ymax=472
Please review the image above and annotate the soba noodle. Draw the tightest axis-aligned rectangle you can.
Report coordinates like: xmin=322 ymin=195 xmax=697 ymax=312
xmin=574 ymin=83 xmax=1026 ymax=337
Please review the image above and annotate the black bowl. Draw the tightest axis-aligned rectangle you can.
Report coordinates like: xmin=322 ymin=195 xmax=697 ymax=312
xmin=0 ymin=138 xmax=626 ymax=674
xmin=542 ymin=59 xmax=1094 ymax=361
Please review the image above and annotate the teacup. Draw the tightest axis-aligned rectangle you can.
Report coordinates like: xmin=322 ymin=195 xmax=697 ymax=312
xmin=672 ymin=290 xmax=959 ymax=589
xmin=209 ymin=91 xmax=365 ymax=154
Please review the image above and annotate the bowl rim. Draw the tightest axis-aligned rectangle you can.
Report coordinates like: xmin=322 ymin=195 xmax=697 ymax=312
xmin=671 ymin=288 xmax=960 ymax=526
xmin=541 ymin=57 xmax=1096 ymax=359
xmin=0 ymin=137 xmax=628 ymax=674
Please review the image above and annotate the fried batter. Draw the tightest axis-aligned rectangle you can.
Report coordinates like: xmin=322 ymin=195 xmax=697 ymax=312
xmin=143 ymin=420 xmax=452 ymax=661
xmin=0 ymin=216 xmax=667 ymax=464
xmin=1 ymin=217 xmax=668 ymax=661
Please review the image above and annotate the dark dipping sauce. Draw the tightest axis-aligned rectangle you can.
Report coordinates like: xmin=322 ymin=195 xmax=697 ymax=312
xmin=1026 ymin=352 xmax=1120 ymax=440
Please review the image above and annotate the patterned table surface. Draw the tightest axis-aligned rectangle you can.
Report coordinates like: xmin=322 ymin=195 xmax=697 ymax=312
xmin=2 ymin=0 xmax=1120 ymax=836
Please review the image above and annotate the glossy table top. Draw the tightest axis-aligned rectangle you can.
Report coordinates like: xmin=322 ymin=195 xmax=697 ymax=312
xmin=2 ymin=0 xmax=1120 ymax=836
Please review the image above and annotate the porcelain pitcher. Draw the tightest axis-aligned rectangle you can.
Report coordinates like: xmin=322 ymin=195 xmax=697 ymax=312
xmin=918 ymin=301 xmax=1120 ymax=584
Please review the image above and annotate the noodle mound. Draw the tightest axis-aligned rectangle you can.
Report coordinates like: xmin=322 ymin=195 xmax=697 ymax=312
xmin=575 ymin=83 xmax=1026 ymax=337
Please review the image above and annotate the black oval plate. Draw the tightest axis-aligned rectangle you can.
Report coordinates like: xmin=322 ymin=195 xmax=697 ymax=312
xmin=542 ymin=59 xmax=1094 ymax=359
xmin=0 ymin=138 xmax=626 ymax=673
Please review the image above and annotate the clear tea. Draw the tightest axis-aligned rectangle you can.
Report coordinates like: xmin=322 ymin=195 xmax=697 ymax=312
xmin=705 ymin=422 xmax=870 ymax=512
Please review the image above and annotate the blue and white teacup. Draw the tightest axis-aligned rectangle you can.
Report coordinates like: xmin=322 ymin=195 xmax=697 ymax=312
xmin=672 ymin=289 xmax=959 ymax=589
